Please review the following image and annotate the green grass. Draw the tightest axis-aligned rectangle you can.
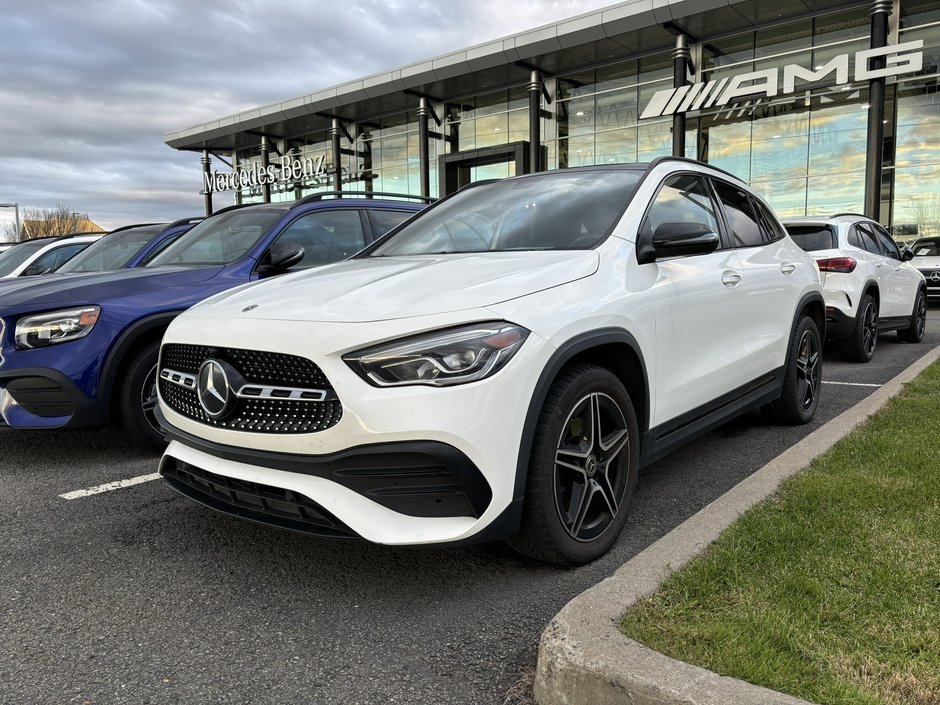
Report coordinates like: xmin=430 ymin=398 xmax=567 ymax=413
xmin=620 ymin=360 xmax=940 ymax=705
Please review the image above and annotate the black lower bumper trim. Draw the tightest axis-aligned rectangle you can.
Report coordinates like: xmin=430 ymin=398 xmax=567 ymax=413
xmin=0 ymin=366 xmax=109 ymax=428
xmin=161 ymin=456 xmax=359 ymax=539
xmin=158 ymin=408 xmax=493 ymax=520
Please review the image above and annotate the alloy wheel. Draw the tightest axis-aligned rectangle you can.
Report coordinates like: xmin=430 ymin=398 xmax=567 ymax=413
xmin=915 ymin=295 xmax=927 ymax=338
xmin=140 ymin=364 xmax=160 ymax=435
xmin=862 ymin=302 xmax=878 ymax=357
xmin=553 ymin=392 xmax=630 ymax=543
xmin=796 ymin=329 xmax=820 ymax=411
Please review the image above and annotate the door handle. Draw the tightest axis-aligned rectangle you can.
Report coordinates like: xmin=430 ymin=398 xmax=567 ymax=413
xmin=721 ymin=271 xmax=742 ymax=287
xmin=780 ymin=262 xmax=796 ymax=275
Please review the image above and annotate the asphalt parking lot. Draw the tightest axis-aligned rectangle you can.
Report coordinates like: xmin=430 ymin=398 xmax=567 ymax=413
xmin=3 ymin=308 xmax=938 ymax=705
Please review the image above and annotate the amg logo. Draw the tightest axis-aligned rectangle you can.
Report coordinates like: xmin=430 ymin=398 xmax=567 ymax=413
xmin=640 ymin=40 xmax=924 ymax=120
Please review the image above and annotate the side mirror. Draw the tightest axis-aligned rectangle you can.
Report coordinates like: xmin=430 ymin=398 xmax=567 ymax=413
xmin=636 ymin=222 xmax=720 ymax=264
xmin=22 ymin=263 xmax=52 ymax=277
xmin=259 ymin=242 xmax=305 ymax=276
xmin=902 ymin=247 xmax=914 ymax=262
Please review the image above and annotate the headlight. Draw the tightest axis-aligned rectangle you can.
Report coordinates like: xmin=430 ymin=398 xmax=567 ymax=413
xmin=344 ymin=322 xmax=529 ymax=387
xmin=15 ymin=306 xmax=101 ymax=350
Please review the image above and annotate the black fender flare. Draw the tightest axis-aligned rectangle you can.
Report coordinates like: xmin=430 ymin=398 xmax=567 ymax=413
xmin=98 ymin=311 xmax=184 ymax=405
xmin=787 ymin=292 xmax=826 ymax=361
xmin=511 ymin=328 xmax=649 ymax=501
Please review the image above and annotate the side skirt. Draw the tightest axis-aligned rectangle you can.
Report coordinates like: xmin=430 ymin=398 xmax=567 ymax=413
xmin=639 ymin=367 xmax=784 ymax=468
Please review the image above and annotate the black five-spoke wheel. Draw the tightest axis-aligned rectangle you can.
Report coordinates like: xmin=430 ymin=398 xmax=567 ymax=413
xmin=795 ymin=327 xmax=820 ymax=413
xmin=553 ymin=392 xmax=630 ymax=543
xmin=509 ymin=364 xmax=639 ymax=566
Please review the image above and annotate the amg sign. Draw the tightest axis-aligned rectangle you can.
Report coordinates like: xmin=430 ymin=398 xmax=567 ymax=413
xmin=640 ymin=39 xmax=924 ymax=120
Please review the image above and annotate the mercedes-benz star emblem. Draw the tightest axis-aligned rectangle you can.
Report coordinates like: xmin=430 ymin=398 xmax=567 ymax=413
xmin=930 ymin=271 xmax=940 ymax=283
xmin=241 ymin=304 xmax=259 ymax=312
xmin=197 ymin=359 xmax=232 ymax=418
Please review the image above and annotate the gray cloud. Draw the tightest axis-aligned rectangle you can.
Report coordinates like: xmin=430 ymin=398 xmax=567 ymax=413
xmin=0 ymin=0 xmax=613 ymax=234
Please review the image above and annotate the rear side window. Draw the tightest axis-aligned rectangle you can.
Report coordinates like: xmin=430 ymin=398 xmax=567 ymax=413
xmin=785 ymin=225 xmax=836 ymax=252
xmin=712 ymin=180 xmax=765 ymax=248
xmin=867 ymin=223 xmax=901 ymax=260
xmin=751 ymin=198 xmax=786 ymax=242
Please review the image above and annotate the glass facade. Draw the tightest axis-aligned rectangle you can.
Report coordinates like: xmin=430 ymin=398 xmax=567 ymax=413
xmin=218 ymin=1 xmax=938 ymax=239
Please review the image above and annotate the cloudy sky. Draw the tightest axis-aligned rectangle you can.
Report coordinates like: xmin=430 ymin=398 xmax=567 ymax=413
xmin=0 ymin=0 xmax=617 ymax=237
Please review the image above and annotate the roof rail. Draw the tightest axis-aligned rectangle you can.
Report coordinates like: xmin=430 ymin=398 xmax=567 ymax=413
xmin=646 ymin=155 xmax=742 ymax=182
xmin=830 ymin=212 xmax=870 ymax=219
xmin=106 ymin=223 xmax=165 ymax=235
xmin=165 ymin=216 xmax=205 ymax=229
xmin=209 ymin=203 xmax=256 ymax=217
xmin=58 ymin=230 xmax=107 ymax=240
xmin=293 ymin=191 xmax=434 ymax=207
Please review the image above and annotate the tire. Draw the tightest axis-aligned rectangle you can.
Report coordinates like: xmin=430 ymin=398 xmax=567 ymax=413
xmin=116 ymin=341 xmax=165 ymax=451
xmin=897 ymin=289 xmax=927 ymax=343
xmin=840 ymin=294 xmax=878 ymax=362
xmin=507 ymin=364 xmax=639 ymax=566
xmin=763 ymin=315 xmax=822 ymax=425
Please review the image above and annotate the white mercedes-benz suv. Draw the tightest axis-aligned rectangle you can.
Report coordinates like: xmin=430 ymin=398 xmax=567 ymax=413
xmin=156 ymin=158 xmax=824 ymax=565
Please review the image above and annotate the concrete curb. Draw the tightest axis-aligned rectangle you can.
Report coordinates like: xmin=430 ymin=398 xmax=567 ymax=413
xmin=534 ymin=344 xmax=940 ymax=705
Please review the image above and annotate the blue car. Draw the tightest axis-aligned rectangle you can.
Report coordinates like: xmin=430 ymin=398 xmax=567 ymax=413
xmin=53 ymin=219 xmax=203 ymax=274
xmin=0 ymin=193 xmax=427 ymax=448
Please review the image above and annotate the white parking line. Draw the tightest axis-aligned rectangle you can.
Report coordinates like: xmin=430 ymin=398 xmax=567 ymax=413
xmin=822 ymin=381 xmax=883 ymax=388
xmin=59 ymin=473 xmax=161 ymax=500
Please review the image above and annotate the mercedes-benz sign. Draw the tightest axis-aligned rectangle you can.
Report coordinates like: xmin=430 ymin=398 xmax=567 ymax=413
xmin=197 ymin=359 xmax=232 ymax=418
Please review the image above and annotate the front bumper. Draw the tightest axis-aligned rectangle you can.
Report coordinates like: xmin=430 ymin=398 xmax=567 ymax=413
xmin=157 ymin=313 xmax=553 ymax=545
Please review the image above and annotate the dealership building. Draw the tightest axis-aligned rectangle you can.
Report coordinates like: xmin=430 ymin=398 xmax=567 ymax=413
xmin=164 ymin=0 xmax=939 ymax=236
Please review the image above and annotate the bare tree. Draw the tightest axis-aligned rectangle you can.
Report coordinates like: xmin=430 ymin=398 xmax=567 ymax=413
xmin=910 ymin=195 xmax=940 ymax=240
xmin=2 ymin=203 xmax=100 ymax=241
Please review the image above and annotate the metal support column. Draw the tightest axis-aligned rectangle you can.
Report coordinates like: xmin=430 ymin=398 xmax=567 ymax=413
xmin=864 ymin=0 xmax=892 ymax=220
xmin=672 ymin=35 xmax=691 ymax=157
xmin=528 ymin=71 xmax=542 ymax=173
xmin=418 ymin=97 xmax=431 ymax=198
xmin=201 ymin=150 xmax=213 ymax=216
xmin=260 ymin=136 xmax=271 ymax=203
xmin=330 ymin=119 xmax=343 ymax=192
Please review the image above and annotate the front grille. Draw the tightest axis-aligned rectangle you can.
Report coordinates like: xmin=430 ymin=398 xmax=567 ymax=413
xmin=162 ymin=458 xmax=357 ymax=538
xmin=159 ymin=344 xmax=342 ymax=433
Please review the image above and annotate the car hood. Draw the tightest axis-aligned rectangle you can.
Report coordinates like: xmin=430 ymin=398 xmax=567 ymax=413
xmin=185 ymin=251 xmax=599 ymax=323
xmin=0 ymin=266 xmax=224 ymax=311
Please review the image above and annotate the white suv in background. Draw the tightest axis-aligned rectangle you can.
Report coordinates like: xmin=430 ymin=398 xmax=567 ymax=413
xmin=0 ymin=233 xmax=103 ymax=278
xmin=783 ymin=214 xmax=927 ymax=362
xmin=156 ymin=158 xmax=824 ymax=565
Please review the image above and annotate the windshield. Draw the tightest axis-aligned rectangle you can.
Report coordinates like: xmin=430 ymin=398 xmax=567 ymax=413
xmin=785 ymin=225 xmax=836 ymax=252
xmin=58 ymin=225 xmax=166 ymax=273
xmin=913 ymin=239 xmax=940 ymax=257
xmin=146 ymin=209 xmax=284 ymax=267
xmin=370 ymin=169 xmax=643 ymax=256
xmin=0 ymin=239 xmax=50 ymax=277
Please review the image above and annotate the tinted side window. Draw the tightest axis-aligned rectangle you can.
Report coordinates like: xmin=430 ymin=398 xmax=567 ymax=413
xmin=712 ymin=181 xmax=765 ymax=248
xmin=867 ymin=223 xmax=901 ymax=260
xmin=751 ymin=197 xmax=786 ymax=242
xmin=847 ymin=226 xmax=864 ymax=250
xmin=33 ymin=243 xmax=88 ymax=271
xmin=273 ymin=209 xmax=366 ymax=268
xmin=137 ymin=231 xmax=187 ymax=266
xmin=854 ymin=224 xmax=882 ymax=255
xmin=368 ymin=209 xmax=415 ymax=239
xmin=642 ymin=174 xmax=720 ymax=240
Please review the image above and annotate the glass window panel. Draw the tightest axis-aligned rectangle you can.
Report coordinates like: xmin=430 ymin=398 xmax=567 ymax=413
xmin=750 ymin=110 xmax=809 ymax=182
xmin=596 ymin=87 xmax=638 ymax=131
xmin=756 ymin=20 xmax=813 ymax=59
xmin=474 ymin=113 xmax=509 ymax=147
xmin=596 ymin=127 xmax=638 ymax=164
xmin=644 ymin=174 xmax=720 ymax=238
xmin=508 ymin=109 xmax=528 ymax=144
xmin=558 ymin=70 xmax=596 ymax=100
xmin=567 ymin=135 xmax=595 ymax=167
xmin=813 ymin=9 xmax=870 ymax=46
xmin=596 ymin=61 xmax=638 ymax=92
xmin=274 ymin=210 xmax=366 ymax=268
xmin=808 ymin=88 xmax=869 ymax=176
xmin=806 ymin=173 xmax=864 ymax=215
xmin=896 ymin=77 xmax=940 ymax=172
xmin=703 ymin=33 xmax=755 ymax=69
xmin=893 ymin=164 xmax=940 ymax=237
xmin=473 ymin=92 xmax=509 ymax=117
xmin=701 ymin=116 xmax=752 ymax=181
xmin=900 ymin=0 xmax=940 ymax=28
xmin=637 ymin=120 xmax=672 ymax=162
xmin=566 ymin=95 xmax=597 ymax=137
xmin=638 ymin=53 xmax=673 ymax=83
xmin=752 ymin=178 xmax=807 ymax=217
